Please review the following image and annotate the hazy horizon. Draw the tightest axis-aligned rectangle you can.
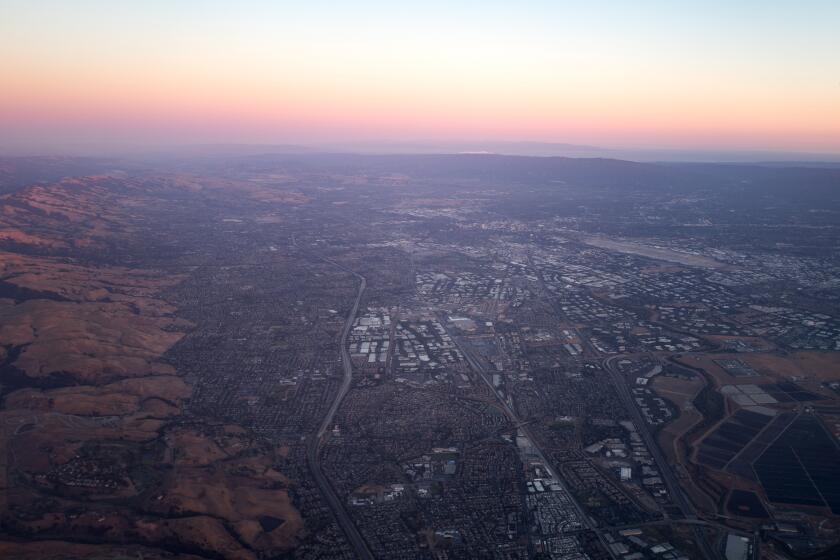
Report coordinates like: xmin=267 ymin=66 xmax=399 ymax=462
xmin=3 ymin=140 xmax=840 ymax=165
xmin=3 ymin=1 xmax=840 ymax=156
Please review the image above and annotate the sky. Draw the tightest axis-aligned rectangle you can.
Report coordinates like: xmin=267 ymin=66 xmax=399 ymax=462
xmin=2 ymin=0 xmax=839 ymax=154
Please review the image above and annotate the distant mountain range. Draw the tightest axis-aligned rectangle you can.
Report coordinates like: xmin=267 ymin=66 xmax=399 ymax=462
xmin=308 ymin=141 xmax=840 ymax=164
xmin=5 ymin=140 xmax=839 ymax=165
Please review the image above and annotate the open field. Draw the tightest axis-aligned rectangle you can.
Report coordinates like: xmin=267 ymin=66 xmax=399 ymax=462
xmin=581 ymin=236 xmax=725 ymax=268
xmin=677 ymin=352 xmax=831 ymax=388
xmin=0 ymin=540 xmax=207 ymax=560
xmin=653 ymin=374 xmax=706 ymax=464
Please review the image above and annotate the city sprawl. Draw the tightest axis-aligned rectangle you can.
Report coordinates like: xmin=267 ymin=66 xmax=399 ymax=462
xmin=0 ymin=154 xmax=839 ymax=560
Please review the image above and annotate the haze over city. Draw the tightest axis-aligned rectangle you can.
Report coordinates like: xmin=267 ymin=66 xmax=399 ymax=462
xmin=2 ymin=3 xmax=840 ymax=560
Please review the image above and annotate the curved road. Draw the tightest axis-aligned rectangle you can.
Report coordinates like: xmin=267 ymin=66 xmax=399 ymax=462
xmin=297 ymin=244 xmax=373 ymax=559
xmin=530 ymin=252 xmax=718 ymax=558
xmin=315 ymin=269 xmax=366 ymax=442
xmin=603 ymin=355 xmax=720 ymax=560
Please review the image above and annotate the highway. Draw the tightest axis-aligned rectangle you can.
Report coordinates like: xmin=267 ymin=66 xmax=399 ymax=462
xmin=315 ymin=270 xmax=366 ymax=442
xmin=442 ymin=321 xmax=619 ymax=560
xmin=603 ymin=355 xmax=720 ymax=560
xmin=603 ymin=356 xmax=696 ymax=517
xmin=528 ymin=253 xmax=719 ymax=558
xmin=294 ymin=238 xmax=373 ymax=559
xmin=301 ymin=246 xmax=719 ymax=559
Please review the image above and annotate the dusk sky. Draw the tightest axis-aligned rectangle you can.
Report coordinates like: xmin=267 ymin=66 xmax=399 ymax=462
xmin=2 ymin=0 xmax=839 ymax=154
